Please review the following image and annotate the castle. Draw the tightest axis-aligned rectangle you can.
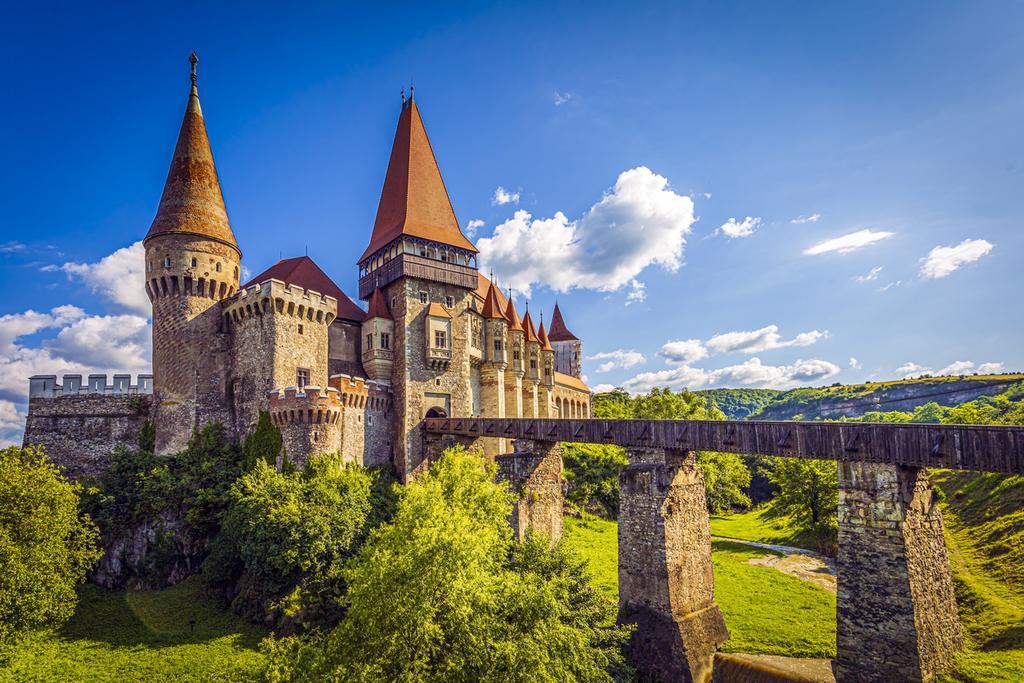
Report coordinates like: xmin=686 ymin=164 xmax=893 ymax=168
xmin=24 ymin=57 xmax=591 ymax=480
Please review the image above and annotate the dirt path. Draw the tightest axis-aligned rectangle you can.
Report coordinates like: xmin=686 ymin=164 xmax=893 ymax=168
xmin=714 ymin=536 xmax=837 ymax=594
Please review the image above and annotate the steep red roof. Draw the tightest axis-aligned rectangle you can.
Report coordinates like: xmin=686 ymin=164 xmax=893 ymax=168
xmin=522 ymin=310 xmax=540 ymax=344
xmin=537 ymin=321 xmax=553 ymax=352
xmin=244 ymin=256 xmax=365 ymax=322
xmin=366 ymin=288 xmax=392 ymax=320
xmin=475 ymin=273 xmax=509 ymax=310
xmin=547 ymin=303 xmax=578 ymax=342
xmin=480 ymin=282 xmax=506 ymax=319
xmin=504 ymin=297 xmax=523 ymax=332
xmin=146 ymin=56 xmax=239 ymax=254
xmin=359 ymin=97 xmax=477 ymax=263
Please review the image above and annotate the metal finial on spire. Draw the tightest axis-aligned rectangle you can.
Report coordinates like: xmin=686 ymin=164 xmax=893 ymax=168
xmin=401 ymin=88 xmax=406 ymax=105
xmin=409 ymin=80 xmax=415 ymax=102
xmin=189 ymin=52 xmax=198 ymax=85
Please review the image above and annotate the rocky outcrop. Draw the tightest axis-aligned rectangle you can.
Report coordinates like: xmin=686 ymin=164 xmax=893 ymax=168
xmin=93 ymin=510 xmax=205 ymax=590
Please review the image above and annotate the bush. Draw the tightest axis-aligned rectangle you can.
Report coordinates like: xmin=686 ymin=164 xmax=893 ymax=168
xmin=562 ymin=443 xmax=628 ymax=517
xmin=0 ymin=446 xmax=102 ymax=651
xmin=763 ymin=458 xmax=838 ymax=554
xmin=261 ymin=446 xmax=631 ymax=682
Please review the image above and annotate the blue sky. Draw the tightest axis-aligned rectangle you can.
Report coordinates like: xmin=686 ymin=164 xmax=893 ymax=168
xmin=1 ymin=2 xmax=1022 ymax=441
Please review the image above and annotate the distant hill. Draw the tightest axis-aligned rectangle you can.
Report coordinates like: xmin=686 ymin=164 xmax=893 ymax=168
xmin=698 ymin=374 xmax=1024 ymax=421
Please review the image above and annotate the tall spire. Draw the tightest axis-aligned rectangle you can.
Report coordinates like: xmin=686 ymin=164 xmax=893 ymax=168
xmin=145 ymin=53 xmax=239 ymax=253
xmin=359 ymin=96 xmax=476 ymax=262
xmin=547 ymin=303 xmax=578 ymax=342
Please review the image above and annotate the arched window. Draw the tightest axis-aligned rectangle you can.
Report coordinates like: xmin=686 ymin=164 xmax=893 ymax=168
xmin=216 ymin=262 xmax=222 ymax=273
xmin=163 ymin=257 xmax=171 ymax=269
xmin=234 ymin=265 xmax=239 ymax=280
xmin=191 ymin=257 xmax=197 ymax=268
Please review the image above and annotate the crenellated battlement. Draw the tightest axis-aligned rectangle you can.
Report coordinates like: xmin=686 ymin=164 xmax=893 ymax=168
xmin=29 ymin=373 xmax=154 ymax=399
xmin=223 ymin=278 xmax=338 ymax=327
xmin=329 ymin=374 xmax=392 ymax=412
xmin=266 ymin=385 xmax=343 ymax=427
xmin=146 ymin=273 xmax=237 ymax=302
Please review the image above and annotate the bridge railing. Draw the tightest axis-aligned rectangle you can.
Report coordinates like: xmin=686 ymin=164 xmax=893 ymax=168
xmin=422 ymin=417 xmax=1024 ymax=474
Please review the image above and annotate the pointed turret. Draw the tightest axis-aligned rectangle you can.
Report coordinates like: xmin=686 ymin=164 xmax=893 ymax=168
xmin=366 ymin=287 xmax=392 ymax=320
xmin=522 ymin=310 xmax=540 ymax=344
xmin=504 ymin=296 xmax=524 ymax=332
xmin=360 ymin=97 xmax=476 ymax=262
xmin=145 ymin=53 xmax=239 ymax=253
xmin=538 ymin=321 xmax=554 ymax=352
xmin=481 ymin=282 xmax=505 ymax=319
xmin=547 ymin=303 xmax=577 ymax=342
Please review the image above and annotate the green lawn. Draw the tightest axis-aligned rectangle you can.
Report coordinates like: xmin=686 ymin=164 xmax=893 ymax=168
xmin=0 ymin=576 xmax=265 ymax=682
xmin=710 ymin=505 xmax=806 ymax=548
xmin=563 ymin=515 xmax=837 ymax=658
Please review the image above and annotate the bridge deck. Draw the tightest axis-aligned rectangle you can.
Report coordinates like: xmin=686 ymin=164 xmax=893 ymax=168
xmin=423 ymin=417 xmax=1024 ymax=474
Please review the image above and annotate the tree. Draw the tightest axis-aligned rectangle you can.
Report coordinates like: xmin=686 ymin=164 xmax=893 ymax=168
xmin=0 ymin=446 xmax=102 ymax=650
xmin=242 ymin=411 xmax=284 ymax=471
xmin=764 ymin=458 xmax=838 ymax=553
xmin=561 ymin=443 xmax=628 ymax=517
xmin=698 ymin=452 xmax=752 ymax=513
xmin=261 ymin=447 xmax=631 ymax=682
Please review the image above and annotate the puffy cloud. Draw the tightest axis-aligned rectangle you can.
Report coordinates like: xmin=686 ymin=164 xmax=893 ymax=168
xmin=0 ymin=306 xmax=85 ymax=352
xmin=804 ymin=229 xmax=894 ymax=255
xmin=465 ymin=219 xmax=485 ymax=238
xmin=591 ymin=383 xmax=617 ymax=394
xmin=658 ymin=339 xmax=708 ymax=365
xmin=625 ymin=279 xmax=646 ymax=306
xmin=878 ymin=280 xmax=902 ymax=292
xmin=621 ymin=357 xmax=840 ymax=394
xmin=855 ymin=266 xmax=883 ymax=283
xmin=937 ymin=360 xmax=975 ymax=376
xmin=849 ymin=357 xmax=862 ymax=369
xmin=478 ymin=167 xmax=695 ymax=297
xmin=919 ymin=239 xmax=994 ymax=279
xmin=896 ymin=362 xmax=931 ymax=378
xmin=587 ymin=349 xmax=646 ymax=373
xmin=491 ymin=187 xmax=520 ymax=206
xmin=705 ymin=324 xmax=828 ymax=355
xmin=719 ymin=216 xmax=761 ymax=238
xmin=896 ymin=359 xmax=1006 ymax=379
xmin=977 ymin=362 xmax=1005 ymax=375
xmin=791 ymin=213 xmax=822 ymax=224
xmin=49 ymin=240 xmax=150 ymax=316
xmin=553 ymin=91 xmax=572 ymax=106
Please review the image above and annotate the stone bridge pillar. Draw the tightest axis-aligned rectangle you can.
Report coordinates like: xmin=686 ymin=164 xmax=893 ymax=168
xmin=836 ymin=462 xmax=963 ymax=682
xmin=419 ymin=430 xmax=482 ymax=478
xmin=496 ymin=439 xmax=564 ymax=543
xmin=618 ymin=447 xmax=728 ymax=683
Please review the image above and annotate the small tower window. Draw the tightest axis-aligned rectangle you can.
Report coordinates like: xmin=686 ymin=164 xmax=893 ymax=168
xmin=216 ymin=262 xmax=222 ymax=273
xmin=191 ymin=258 xmax=197 ymax=268
xmin=419 ymin=291 xmax=428 ymax=304
xmin=298 ymin=324 xmax=304 ymax=335
xmin=434 ymin=330 xmax=447 ymax=349
xmin=366 ymin=334 xmax=373 ymax=350
xmin=163 ymin=257 xmax=172 ymax=269
xmin=445 ymin=295 xmax=454 ymax=308
xmin=380 ymin=332 xmax=390 ymax=350
xmin=296 ymin=368 xmax=310 ymax=388
xmin=234 ymin=266 xmax=239 ymax=280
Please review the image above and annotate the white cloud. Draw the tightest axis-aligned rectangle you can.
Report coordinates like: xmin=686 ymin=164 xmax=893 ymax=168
xmin=492 ymin=187 xmax=520 ymax=206
xmin=896 ymin=362 xmax=931 ymax=378
xmin=477 ymin=167 xmax=696 ymax=297
xmin=553 ymin=91 xmax=572 ymax=106
xmin=625 ymin=279 xmax=646 ymax=306
xmin=50 ymin=240 xmax=150 ymax=316
xmin=878 ymin=280 xmax=902 ymax=292
xmin=0 ymin=241 xmax=26 ymax=253
xmin=658 ymin=339 xmax=708 ymax=365
xmin=804 ymin=229 xmax=894 ymax=255
xmin=919 ymin=239 xmax=994 ymax=279
xmin=719 ymin=216 xmax=761 ymax=238
xmin=791 ymin=213 xmax=822 ymax=224
xmin=703 ymin=192 xmax=712 ymax=200
xmin=0 ymin=306 xmax=85 ymax=352
xmin=937 ymin=360 xmax=975 ymax=376
xmin=591 ymin=383 xmax=617 ymax=394
xmin=587 ymin=349 xmax=646 ymax=373
xmin=849 ymin=357 xmax=862 ymax=370
xmin=465 ymin=219 xmax=485 ymax=238
xmin=855 ymin=266 xmax=883 ymax=283
xmin=977 ymin=362 xmax=1005 ymax=375
xmin=706 ymin=324 xmax=828 ymax=355
xmin=621 ymin=357 xmax=841 ymax=393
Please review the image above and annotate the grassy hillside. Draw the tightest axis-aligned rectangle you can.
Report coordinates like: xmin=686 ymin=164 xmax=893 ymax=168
xmin=0 ymin=576 xmax=265 ymax=682
xmin=699 ymin=374 xmax=1024 ymax=421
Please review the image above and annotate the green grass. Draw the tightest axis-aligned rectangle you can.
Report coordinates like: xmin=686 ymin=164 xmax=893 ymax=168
xmin=564 ymin=515 xmax=837 ymax=658
xmin=0 ymin=576 xmax=266 ymax=682
xmin=710 ymin=505 xmax=807 ymax=549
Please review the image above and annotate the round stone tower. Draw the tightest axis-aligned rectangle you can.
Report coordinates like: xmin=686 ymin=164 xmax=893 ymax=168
xmin=144 ymin=54 xmax=241 ymax=454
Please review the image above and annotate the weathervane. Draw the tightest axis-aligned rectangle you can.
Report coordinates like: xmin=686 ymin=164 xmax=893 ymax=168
xmin=189 ymin=52 xmax=198 ymax=85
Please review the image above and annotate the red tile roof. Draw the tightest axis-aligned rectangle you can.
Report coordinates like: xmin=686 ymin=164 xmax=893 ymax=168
xmin=366 ymin=288 xmax=391 ymax=320
xmin=547 ymin=303 xmax=578 ymax=342
xmin=522 ymin=310 xmax=540 ymax=343
xmin=359 ymin=98 xmax=477 ymax=263
xmin=146 ymin=77 xmax=239 ymax=253
xmin=504 ymin=297 xmax=523 ymax=332
xmin=480 ymin=282 xmax=506 ymax=319
xmin=244 ymin=256 xmax=365 ymax=322
xmin=537 ymin=321 xmax=553 ymax=351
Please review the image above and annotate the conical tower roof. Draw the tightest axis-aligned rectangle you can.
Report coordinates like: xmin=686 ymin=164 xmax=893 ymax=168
xmin=359 ymin=96 xmax=477 ymax=263
xmin=145 ymin=54 xmax=239 ymax=254
xmin=547 ymin=303 xmax=578 ymax=342
xmin=366 ymin=287 xmax=392 ymax=320
xmin=522 ymin=309 xmax=540 ymax=344
xmin=504 ymin=296 xmax=523 ymax=332
xmin=480 ymin=282 xmax=506 ymax=319
xmin=538 ymin=321 xmax=553 ymax=351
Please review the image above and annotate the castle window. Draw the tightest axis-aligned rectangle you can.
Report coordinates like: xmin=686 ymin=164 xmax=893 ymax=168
xmin=445 ymin=295 xmax=454 ymax=308
xmin=298 ymin=324 xmax=304 ymax=335
xmin=440 ymin=251 xmax=448 ymax=262
xmin=234 ymin=266 xmax=239 ymax=280
xmin=419 ymin=247 xmax=426 ymax=257
xmin=493 ymin=339 xmax=503 ymax=352
xmin=434 ymin=330 xmax=447 ymax=349
xmin=368 ymin=414 xmax=373 ymax=425
xmin=419 ymin=291 xmax=428 ymax=304
xmin=191 ymin=257 xmax=197 ymax=268
xmin=296 ymin=368 xmax=309 ymax=388
xmin=380 ymin=332 xmax=390 ymax=350
xmin=531 ymin=357 xmax=537 ymax=370
xmin=513 ymin=350 xmax=521 ymax=361
xmin=163 ymin=257 xmax=171 ymax=269
xmin=216 ymin=262 xmax=222 ymax=273
xmin=366 ymin=333 xmax=373 ymax=350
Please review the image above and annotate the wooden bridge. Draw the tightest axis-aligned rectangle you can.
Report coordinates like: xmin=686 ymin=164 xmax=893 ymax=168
xmin=422 ymin=417 xmax=1024 ymax=682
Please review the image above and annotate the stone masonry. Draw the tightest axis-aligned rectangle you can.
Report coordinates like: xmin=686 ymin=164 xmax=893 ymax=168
xmin=618 ymin=447 xmax=729 ymax=683
xmin=835 ymin=462 xmax=963 ymax=682
xmin=495 ymin=439 xmax=565 ymax=543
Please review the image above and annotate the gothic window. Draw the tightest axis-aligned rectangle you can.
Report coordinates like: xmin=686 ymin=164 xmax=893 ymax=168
xmin=191 ymin=257 xmax=197 ymax=268
xmin=440 ymin=251 xmax=448 ymax=262
xmin=380 ymin=332 xmax=390 ymax=350
xmin=234 ymin=266 xmax=239 ymax=280
xmin=434 ymin=330 xmax=447 ymax=349
xmin=366 ymin=334 xmax=373 ymax=350
xmin=419 ymin=291 xmax=428 ymax=304
xmin=296 ymin=368 xmax=310 ymax=388
xmin=493 ymin=339 xmax=503 ymax=352
xmin=530 ymin=355 xmax=537 ymax=370
xmin=513 ymin=350 xmax=521 ymax=361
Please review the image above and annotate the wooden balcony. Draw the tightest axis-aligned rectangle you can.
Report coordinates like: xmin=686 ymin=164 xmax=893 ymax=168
xmin=359 ymin=253 xmax=477 ymax=299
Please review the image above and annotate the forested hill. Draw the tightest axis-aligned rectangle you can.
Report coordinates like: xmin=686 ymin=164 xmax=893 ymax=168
xmin=697 ymin=374 xmax=1024 ymax=421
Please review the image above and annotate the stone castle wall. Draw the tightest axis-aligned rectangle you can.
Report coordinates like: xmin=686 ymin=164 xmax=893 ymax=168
xmin=268 ymin=386 xmax=342 ymax=469
xmin=24 ymin=393 xmax=153 ymax=480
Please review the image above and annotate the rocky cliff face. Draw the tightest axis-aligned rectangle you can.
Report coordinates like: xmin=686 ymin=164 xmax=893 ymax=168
xmin=93 ymin=511 xmax=205 ymax=590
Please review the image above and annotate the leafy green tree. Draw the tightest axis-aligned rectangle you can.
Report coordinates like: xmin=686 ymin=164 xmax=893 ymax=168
xmin=0 ymin=446 xmax=102 ymax=650
xmin=562 ymin=443 xmax=629 ymax=517
xmin=261 ymin=447 xmax=631 ymax=682
xmin=211 ymin=454 xmax=373 ymax=629
xmin=764 ymin=458 xmax=838 ymax=553
xmin=910 ymin=401 xmax=946 ymax=423
xmin=174 ymin=423 xmax=246 ymax=540
xmin=137 ymin=419 xmax=156 ymax=453
xmin=699 ymin=452 xmax=752 ymax=513
xmin=242 ymin=411 xmax=284 ymax=471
